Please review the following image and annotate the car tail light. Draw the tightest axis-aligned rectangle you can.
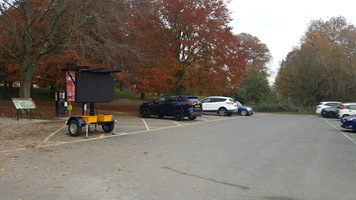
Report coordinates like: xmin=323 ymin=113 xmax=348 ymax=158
xmin=340 ymin=105 xmax=345 ymax=109
xmin=226 ymin=102 xmax=234 ymax=105
xmin=186 ymin=102 xmax=195 ymax=105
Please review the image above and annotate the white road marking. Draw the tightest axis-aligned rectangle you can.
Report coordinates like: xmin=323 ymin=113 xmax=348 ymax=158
xmin=173 ymin=121 xmax=182 ymax=126
xmin=322 ymin=118 xmax=356 ymax=145
xmin=37 ymin=124 xmax=66 ymax=147
xmin=142 ymin=118 xmax=150 ymax=131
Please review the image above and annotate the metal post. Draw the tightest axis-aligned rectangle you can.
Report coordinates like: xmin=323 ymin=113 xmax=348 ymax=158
xmin=82 ymin=103 xmax=85 ymax=115
xmin=85 ymin=123 xmax=89 ymax=139
xmin=90 ymin=103 xmax=95 ymax=116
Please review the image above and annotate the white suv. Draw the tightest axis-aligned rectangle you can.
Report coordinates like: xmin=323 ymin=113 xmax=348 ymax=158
xmin=201 ymin=96 xmax=237 ymax=116
xmin=315 ymin=101 xmax=342 ymax=114
xmin=337 ymin=102 xmax=356 ymax=118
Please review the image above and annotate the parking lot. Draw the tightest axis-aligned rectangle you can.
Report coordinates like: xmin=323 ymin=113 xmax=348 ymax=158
xmin=36 ymin=113 xmax=351 ymax=147
xmin=1 ymin=113 xmax=355 ymax=154
xmin=43 ymin=113 xmax=270 ymax=147
xmin=2 ymin=113 xmax=356 ymax=200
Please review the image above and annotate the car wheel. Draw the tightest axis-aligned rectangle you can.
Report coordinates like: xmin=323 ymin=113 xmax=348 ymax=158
xmin=240 ymin=110 xmax=248 ymax=116
xmin=321 ymin=110 xmax=327 ymax=117
xmin=102 ymin=122 xmax=115 ymax=133
xmin=68 ymin=120 xmax=81 ymax=136
xmin=218 ymin=108 xmax=227 ymax=116
xmin=327 ymin=112 xmax=336 ymax=118
xmin=173 ymin=110 xmax=184 ymax=121
xmin=188 ymin=116 xmax=197 ymax=120
xmin=141 ymin=108 xmax=151 ymax=118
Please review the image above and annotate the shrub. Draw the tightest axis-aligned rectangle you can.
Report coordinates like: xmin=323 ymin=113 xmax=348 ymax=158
xmin=254 ymin=92 xmax=299 ymax=112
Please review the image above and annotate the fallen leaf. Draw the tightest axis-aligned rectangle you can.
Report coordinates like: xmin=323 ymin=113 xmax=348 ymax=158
xmin=105 ymin=187 xmax=111 ymax=192
xmin=53 ymin=185 xmax=64 ymax=189
xmin=16 ymin=175 xmax=24 ymax=178
xmin=143 ymin=152 xmax=149 ymax=155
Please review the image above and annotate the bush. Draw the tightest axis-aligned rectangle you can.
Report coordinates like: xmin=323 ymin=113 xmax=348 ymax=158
xmin=228 ymin=87 xmax=246 ymax=104
xmin=254 ymin=92 xmax=299 ymax=112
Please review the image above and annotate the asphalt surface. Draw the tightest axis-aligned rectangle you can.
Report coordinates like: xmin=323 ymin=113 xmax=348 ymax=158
xmin=1 ymin=113 xmax=355 ymax=200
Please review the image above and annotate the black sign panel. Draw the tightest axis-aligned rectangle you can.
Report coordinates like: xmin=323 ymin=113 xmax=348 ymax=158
xmin=75 ymin=72 xmax=115 ymax=103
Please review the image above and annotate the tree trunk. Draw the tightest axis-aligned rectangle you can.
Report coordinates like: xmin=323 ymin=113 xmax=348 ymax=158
xmin=19 ymin=67 xmax=35 ymax=98
xmin=2 ymin=81 xmax=8 ymax=100
xmin=140 ymin=92 xmax=145 ymax=100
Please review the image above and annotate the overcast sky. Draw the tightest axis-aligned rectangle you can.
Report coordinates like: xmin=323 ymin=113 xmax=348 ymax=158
xmin=228 ymin=0 xmax=356 ymax=82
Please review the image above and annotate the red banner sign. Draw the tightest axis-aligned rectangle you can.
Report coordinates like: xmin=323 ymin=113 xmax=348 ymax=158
xmin=66 ymin=71 xmax=76 ymax=102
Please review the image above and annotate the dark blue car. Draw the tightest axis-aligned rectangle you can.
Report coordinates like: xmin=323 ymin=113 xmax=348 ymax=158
xmin=341 ymin=115 xmax=356 ymax=132
xmin=139 ymin=95 xmax=203 ymax=121
xmin=236 ymin=101 xmax=254 ymax=116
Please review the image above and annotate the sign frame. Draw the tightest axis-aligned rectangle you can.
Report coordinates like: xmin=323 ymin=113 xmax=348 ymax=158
xmin=11 ymin=98 xmax=37 ymax=120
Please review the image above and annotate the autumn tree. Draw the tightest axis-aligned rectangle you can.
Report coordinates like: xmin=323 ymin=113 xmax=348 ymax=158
xmin=0 ymin=0 xmax=249 ymax=99
xmin=232 ymin=33 xmax=272 ymax=103
xmin=112 ymin=0 xmax=248 ymax=97
xmin=0 ymin=0 xmax=115 ymax=98
xmin=146 ymin=0 xmax=247 ymax=95
xmin=237 ymin=33 xmax=272 ymax=76
xmin=275 ymin=16 xmax=356 ymax=106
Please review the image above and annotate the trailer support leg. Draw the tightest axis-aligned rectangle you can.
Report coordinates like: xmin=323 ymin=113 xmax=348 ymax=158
xmin=85 ymin=123 xmax=89 ymax=139
xmin=112 ymin=120 xmax=117 ymax=135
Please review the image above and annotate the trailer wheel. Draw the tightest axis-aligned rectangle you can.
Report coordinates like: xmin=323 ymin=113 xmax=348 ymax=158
xmin=68 ymin=120 xmax=82 ymax=136
xmin=102 ymin=122 xmax=115 ymax=133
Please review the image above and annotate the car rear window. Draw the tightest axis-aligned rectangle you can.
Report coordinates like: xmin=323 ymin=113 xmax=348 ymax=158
xmin=350 ymin=105 xmax=356 ymax=110
xmin=187 ymin=97 xmax=200 ymax=103
xmin=213 ymin=98 xmax=226 ymax=102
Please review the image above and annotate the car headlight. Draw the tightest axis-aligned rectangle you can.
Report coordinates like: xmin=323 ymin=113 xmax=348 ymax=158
xmin=345 ymin=118 xmax=356 ymax=121
xmin=247 ymin=107 xmax=252 ymax=111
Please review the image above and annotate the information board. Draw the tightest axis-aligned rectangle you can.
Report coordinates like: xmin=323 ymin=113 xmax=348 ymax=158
xmin=12 ymin=98 xmax=37 ymax=109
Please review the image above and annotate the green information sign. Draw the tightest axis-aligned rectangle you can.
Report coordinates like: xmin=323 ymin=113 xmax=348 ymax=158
xmin=12 ymin=98 xmax=37 ymax=109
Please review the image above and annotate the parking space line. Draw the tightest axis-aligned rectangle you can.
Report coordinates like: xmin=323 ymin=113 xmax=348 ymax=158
xmin=142 ymin=118 xmax=150 ymax=131
xmin=173 ymin=121 xmax=182 ymax=126
xmin=322 ymin=118 xmax=356 ymax=145
xmin=118 ymin=125 xmax=147 ymax=128
xmin=37 ymin=124 xmax=66 ymax=147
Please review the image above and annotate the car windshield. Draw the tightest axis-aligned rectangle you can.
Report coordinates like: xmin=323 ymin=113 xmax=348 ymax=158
xmin=156 ymin=96 xmax=166 ymax=103
xmin=236 ymin=101 xmax=242 ymax=107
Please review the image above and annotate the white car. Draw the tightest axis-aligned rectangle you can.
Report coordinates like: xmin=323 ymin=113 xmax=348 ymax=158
xmin=337 ymin=102 xmax=356 ymax=118
xmin=201 ymin=96 xmax=237 ymax=116
xmin=315 ymin=101 xmax=342 ymax=114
